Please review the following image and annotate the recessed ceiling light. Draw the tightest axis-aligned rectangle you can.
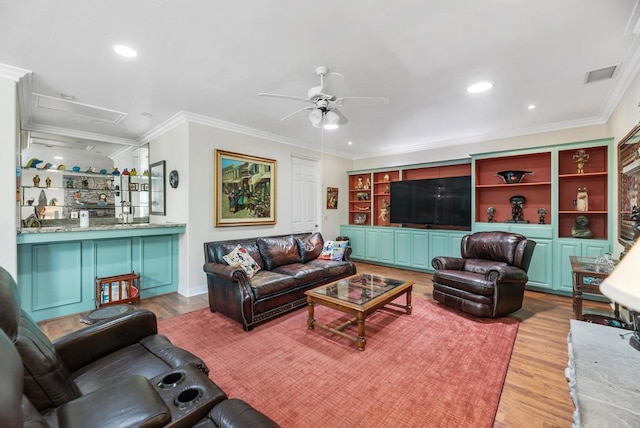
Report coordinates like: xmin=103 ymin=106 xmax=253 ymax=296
xmin=348 ymin=141 xmax=353 ymax=145
xmin=113 ymin=45 xmax=137 ymax=58
xmin=60 ymin=93 xmax=75 ymax=100
xmin=466 ymin=81 xmax=493 ymax=94
xmin=528 ymin=104 xmax=536 ymax=110
xmin=54 ymin=156 xmax=63 ymax=160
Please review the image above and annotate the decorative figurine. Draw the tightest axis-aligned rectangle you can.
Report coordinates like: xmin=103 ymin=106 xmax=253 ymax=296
xmin=57 ymin=164 xmax=66 ymax=170
xmin=363 ymin=178 xmax=371 ymax=190
xmin=487 ymin=206 xmax=496 ymax=223
xmin=506 ymin=195 xmax=528 ymax=223
xmin=384 ymin=184 xmax=390 ymax=194
xmin=99 ymin=168 xmax=108 ymax=175
xmin=576 ymin=187 xmax=588 ymax=212
xmin=25 ymin=158 xmax=43 ymax=168
xmin=45 ymin=176 xmax=51 ymax=188
xmin=573 ymin=149 xmax=589 ymax=174
xmin=72 ymin=166 xmax=81 ymax=172
xmin=537 ymin=208 xmax=547 ymax=224
xmin=356 ymin=176 xmax=364 ymax=190
xmin=130 ymin=168 xmax=138 ymax=176
xmin=122 ymin=168 xmax=130 ymax=175
xmin=84 ymin=166 xmax=96 ymax=173
xmin=383 ymin=173 xmax=390 ymax=182
xmin=111 ymin=167 xmax=121 ymax=176
xmin=49 ymin=198 xmax=57 ymax=206
xmin=142 ymin=169 xmax=149 ymax=176
xmin=572 ymin=215 xmax=593 ymax=239
xmin=379 ymin=200 xmax=390 ymax=222
xmin=40 ymin=162 xmax=53 ymax=170
xmin=33 ymin=174 xmax=40 ymax=187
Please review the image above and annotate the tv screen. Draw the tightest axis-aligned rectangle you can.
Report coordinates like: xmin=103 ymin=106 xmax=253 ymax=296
xmin=389 ymin=176 xmax=471 ymax=228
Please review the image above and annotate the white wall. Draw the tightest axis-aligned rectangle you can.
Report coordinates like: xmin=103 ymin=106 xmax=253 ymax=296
xmin=354 ymin=124 xmax=609 ymax=171
xmin=0 ymin=78 xmax=18 ymax=276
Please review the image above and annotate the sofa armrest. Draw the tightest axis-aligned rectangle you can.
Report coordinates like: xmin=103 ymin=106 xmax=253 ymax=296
xmin=53 ymin=309 xmax=158 ymax=373
xmin=207 ymin=399 xmax=280 ymax=428
xmin=55 ymin=375 xmax=170 ymax=428
xmin=343 ymin=246 xmax=353 ymax=261
xmin=204 ymin=262 xmax=248 ymax=282
xmin=486 ymin=265 xmax=528 ymax=283
xmin=432 ymin=256 xmax=466 ymax=271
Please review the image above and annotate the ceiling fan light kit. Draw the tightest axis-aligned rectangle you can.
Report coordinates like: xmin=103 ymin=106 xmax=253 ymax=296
xmin=259 ymin=66 xmax=387 ymax=130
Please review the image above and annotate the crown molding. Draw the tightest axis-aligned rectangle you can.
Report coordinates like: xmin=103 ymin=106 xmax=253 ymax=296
xmin=352 ymin=116 xmax=606 ymax=160
xmin=138 ymin=110 xmax=355 ymax=159
xmin=599 ymin=33 xmax=640 ymax=120
xmin=0 ymin=63 xmax=31 ymax=81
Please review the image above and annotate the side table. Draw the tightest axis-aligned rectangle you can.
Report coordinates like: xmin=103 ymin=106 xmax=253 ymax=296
xmin=570 ymin=256 xmax=618 ymax=320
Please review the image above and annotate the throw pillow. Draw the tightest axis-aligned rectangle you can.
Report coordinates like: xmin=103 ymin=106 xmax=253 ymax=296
xmin=222 ymin=245 xmax=261 ymax=278
xmin=318 ymin=240 xmax=349 ymax=261
xmin=296 ymin=232 xmax=324 ymax=263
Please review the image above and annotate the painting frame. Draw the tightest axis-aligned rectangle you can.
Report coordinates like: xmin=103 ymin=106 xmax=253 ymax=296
xmin=215 ymin=150 xmax=277 ymax=226
xmin=326 ymin=187 xmax=338 ymax=209
xmin=150 ymin=160 xmax=166 ymax=216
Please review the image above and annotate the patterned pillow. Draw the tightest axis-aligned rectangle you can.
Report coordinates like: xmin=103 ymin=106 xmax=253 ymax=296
xmin=222 ymin=245 xmax=261 ymax=278
xmin=318 ymin=240 xmax=349 ymax=261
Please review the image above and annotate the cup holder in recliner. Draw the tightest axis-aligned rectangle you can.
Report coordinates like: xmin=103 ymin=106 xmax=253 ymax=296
xmin=174 ymin=387 xmax=202 ymax=410
xmin=158 ymin=372 xmax=185 ymax=389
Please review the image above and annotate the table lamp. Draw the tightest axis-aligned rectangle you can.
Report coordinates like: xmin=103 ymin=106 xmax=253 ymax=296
xmin=600 ymin=241 xmax=640 ymax=351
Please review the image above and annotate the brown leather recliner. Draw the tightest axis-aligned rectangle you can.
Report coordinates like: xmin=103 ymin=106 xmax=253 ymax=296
xmin=431 ymin=231 xmax=536 ymax=318
xmin=0 ymin=266 xmax=281 ymax=428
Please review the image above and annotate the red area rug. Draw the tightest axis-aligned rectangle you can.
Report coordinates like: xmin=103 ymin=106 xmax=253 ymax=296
xmin=158 ymin=298 xmax=518 ymax=427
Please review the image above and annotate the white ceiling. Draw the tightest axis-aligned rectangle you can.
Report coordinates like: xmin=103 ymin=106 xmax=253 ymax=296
xmin=2 ymin=0 xmax=640 ymax=159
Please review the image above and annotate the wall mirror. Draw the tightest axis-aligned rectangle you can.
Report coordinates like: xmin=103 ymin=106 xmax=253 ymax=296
xmin=617 ymin=122 xmax=640 ymax=250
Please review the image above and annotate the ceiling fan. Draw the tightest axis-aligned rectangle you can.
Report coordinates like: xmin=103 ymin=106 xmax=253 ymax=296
xmin=258 ymin=66 xmax=388 ymax=130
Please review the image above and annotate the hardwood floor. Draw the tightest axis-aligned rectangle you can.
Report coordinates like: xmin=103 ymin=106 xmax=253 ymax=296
xmin=38 ymin=262 xmax=610 ymax=428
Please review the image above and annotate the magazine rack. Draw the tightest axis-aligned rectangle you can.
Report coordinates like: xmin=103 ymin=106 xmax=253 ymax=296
xmin=95 ymin=272 xmax=141 ymax=308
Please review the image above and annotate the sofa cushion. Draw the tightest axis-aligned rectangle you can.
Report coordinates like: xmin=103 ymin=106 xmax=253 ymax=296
xmin=432 ymin=270 xmax=495 ymax=296
xmin=306 ymin=259 xmax=355 ymax=278
xmin=272 ymin=263 xmax=326 ymax=285
xmin=295 ymin=232 xmax=324 ymax=263
xmin=222 ymin=245 xmax=261 ymax=278
xmin=250 ymin=270 xmax=297 ymax=299
xmin=463 ymin=259 xmax=508 ymax=275
xmin=213 ymin=241 xmax=265 ymax=270
xmin=318 ymin=240 xmax=349 ymax=261
xmin=257 ymin=235 xmax=301 ymax=270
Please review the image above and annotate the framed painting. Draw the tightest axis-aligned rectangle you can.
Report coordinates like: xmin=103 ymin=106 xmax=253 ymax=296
xmin=618 ymin=122 xmax=640 ymax=249
xmin=150 ymin=160 xmax=166 ymax=215
xmin=327 ymin=187 xmax=338 ymax=209
xmin=215 ymin=150 xmax=276 ymax=226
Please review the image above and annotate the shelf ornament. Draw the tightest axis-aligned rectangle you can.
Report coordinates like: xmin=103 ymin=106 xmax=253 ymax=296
xmin=487 ymin=206 xmax=496 ymax=223
xmin=576 ymin=187 xmax=588 ymax=212
xmin=573 ymin=149 xmax=589 ymax=174
xmin=537 ymin=207 xmax=547 ymax=224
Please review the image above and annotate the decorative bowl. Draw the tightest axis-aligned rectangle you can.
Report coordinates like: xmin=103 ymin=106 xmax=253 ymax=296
xmin=497 ymin=170 xmax=533 ymax=184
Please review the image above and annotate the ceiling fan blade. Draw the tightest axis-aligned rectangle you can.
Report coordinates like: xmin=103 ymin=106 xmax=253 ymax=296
xmin=280 ymin=105 xmax=314 ymax=121
xmin=258 ymin=92 xmax=309 ymax=102
xmin=336 ymin=96 xmax=389 ymax=103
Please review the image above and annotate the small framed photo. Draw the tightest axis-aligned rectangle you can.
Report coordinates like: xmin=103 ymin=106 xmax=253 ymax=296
xmin=128 ymin=182 xmax=139 ymax=191
xmin=326 ymin=187 xmax=338 ymax=209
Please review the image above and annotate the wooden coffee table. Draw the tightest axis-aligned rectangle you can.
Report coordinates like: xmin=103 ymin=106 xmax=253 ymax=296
xmin=305 ymin=273 xmax=413 ymax=351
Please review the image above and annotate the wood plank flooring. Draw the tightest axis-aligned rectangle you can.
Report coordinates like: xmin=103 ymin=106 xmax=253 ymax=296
xmin=38 ymin=261 xmax=611 ymax=428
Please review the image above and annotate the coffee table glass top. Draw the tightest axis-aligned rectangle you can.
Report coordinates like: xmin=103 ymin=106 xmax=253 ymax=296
xmin=571 ymin=256 xmax=618 ymax=274
xmin=308 ymin=274 xmax=406 ymax=305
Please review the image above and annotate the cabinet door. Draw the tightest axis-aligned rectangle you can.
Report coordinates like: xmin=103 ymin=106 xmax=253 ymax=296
xmin=379 ymin=229 xmax=395 ymax=264
xmin=365 ymin=229 xmax=380 ymax=261
xmin=411 ymin=231 xmax=430 ymax=269
xmin=345 ymin=227 xmax=366 ymax=259
xmin=394 ymin=230 xmax=411 ymax=266
xmin=429 ymin=232 xmax=450 ymax=270
xmin=582 ymin=242 xmax=611 ymax=258
xmin=555 ymin=241 xmax=582 ymax=292
xmin=526 ymin=239 xmax=553 ymax=290
xmin=448 ymin=233 xmax=466 ymax=257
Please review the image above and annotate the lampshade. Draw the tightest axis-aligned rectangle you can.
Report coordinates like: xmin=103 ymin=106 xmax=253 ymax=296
xmin=323 ymin=110 xmax=341 ymax=130
xmin=600 ymin=241 xmax=640 ymax=311
xmin=309 ymin=108 xmax=323 ymax=128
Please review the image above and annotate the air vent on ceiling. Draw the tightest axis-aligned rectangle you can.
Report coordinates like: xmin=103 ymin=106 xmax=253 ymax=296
xmin=584 ymin=65 xmax=619 ymax=84
xmin=33 ymin=93 xmax=127 ymax=123
xmin=31 ymin=138 xmax=94 ymax=152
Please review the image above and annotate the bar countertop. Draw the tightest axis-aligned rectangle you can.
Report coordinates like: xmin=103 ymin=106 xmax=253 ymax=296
xmin=17 ymin=222 xmax=186 ymax=244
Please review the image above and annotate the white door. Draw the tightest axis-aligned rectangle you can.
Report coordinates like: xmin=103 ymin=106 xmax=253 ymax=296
xmin=291 ymin=156 xmax=319 ymax=233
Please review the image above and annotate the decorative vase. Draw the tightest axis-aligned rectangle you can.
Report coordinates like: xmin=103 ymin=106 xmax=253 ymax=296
xmin=496 ymin=170 xmax=533 ymax=184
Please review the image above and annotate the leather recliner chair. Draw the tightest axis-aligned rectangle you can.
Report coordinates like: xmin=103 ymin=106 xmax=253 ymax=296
xmin=0 ymin=266 xmax=280 ymax=427
xmin=431 ymin=231 xmax=536 ymax=318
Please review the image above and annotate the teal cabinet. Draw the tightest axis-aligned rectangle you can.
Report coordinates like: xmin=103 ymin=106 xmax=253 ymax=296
xmin=410 ymin=231 xmax=430 ymax=269
xmin=340 ymin=226 xmax=365 ymax=259
xmin=365 ymin=229 xmax=380 ymax=261
xmin=525 ymin=239 xmax=553 ymax=291
xmin=554 ymin=239 xmax=610 ymax=294
xmin=17 ymin=226 xmax=184 ymax=321
xmin=379 ymin=229 xmax=395 ymax=264
xmin=394 ymin=229 xmax=412 ymax=267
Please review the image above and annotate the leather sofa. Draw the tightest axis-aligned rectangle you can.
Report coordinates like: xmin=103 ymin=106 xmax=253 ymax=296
xmin=203 ymin=232 xmax=356 ymax=331
xmin=431 ymin=231 xmax=536 ymax=318
xmin=0 ymin=266 xmax=279 ymax=427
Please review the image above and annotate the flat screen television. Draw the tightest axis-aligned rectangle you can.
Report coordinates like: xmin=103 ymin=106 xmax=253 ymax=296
xmin=389 ymin=176 xmax=471 ymax=228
